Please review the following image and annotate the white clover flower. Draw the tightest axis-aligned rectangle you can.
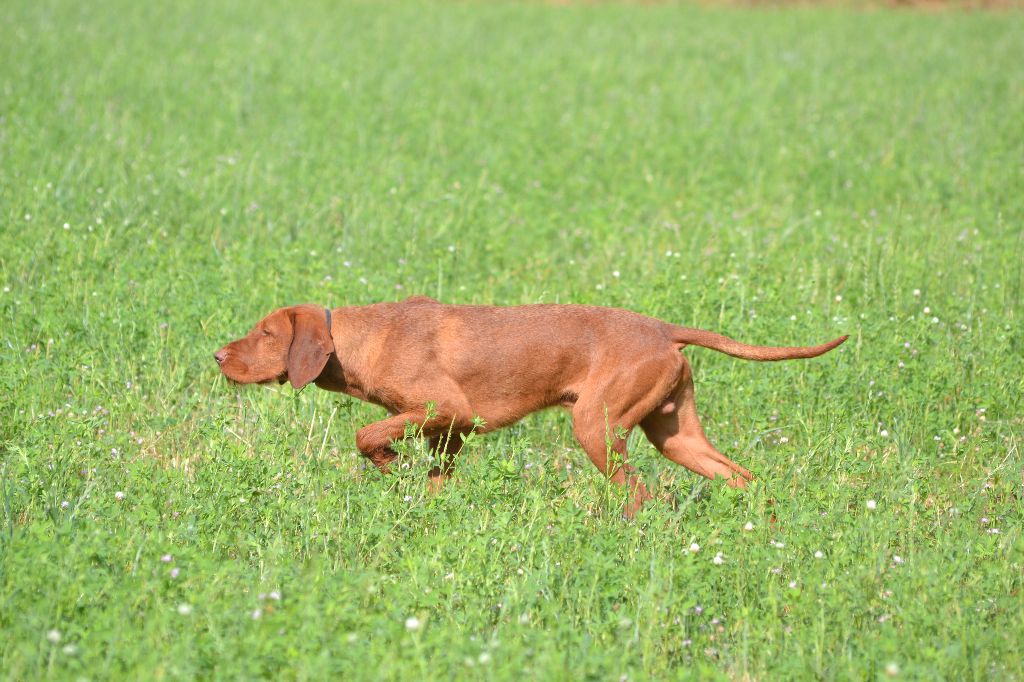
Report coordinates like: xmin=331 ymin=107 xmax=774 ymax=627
xmin=178 ymin=604 xmax=192 ymax=615
xmin=743 ymin=522 xmax=754 ymax=531
xmin=893 ymin=555 xmax=904 ymax=565
xmin=814 ymin=550 xmax=824 ymax=559
xmin=867 ymin=499 xmax=877 ymax=510
xmin=114 ymin=491 xmax=125 ymax=501
xmin=405 ymin=616 xmax=421 ymax=631
xmin=47 ymin=629 xmax=61 ymax=644
xmin=712 ymin=553 xmax=724 ymax=565
xmin=689 ymin=543 xmax=700 ymax=553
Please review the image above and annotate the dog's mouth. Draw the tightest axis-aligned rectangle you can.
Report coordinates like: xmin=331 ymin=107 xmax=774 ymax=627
xmin=216 ymin=357 xmax=277 ymax=386
xmin=221 ymin=371 xmax=287 ymax=386
xmin=216 ymin=359 xmax=246 ymax=384
xmin=215 ymin=344 xmax=288 ymax=386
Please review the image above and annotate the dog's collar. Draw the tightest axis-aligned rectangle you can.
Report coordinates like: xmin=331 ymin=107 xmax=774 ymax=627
xmin=324 ymin=307 xmax=334 ymax=350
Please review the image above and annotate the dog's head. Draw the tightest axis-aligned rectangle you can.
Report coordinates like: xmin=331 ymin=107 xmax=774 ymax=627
xmin=214 ymin=305 xmax=334 ymax=389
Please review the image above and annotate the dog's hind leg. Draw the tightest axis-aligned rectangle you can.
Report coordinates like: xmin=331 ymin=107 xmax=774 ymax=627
xmin=570 ymin=359 xmax=680 ymax=517
xmin=640 ymin=355 xmax=752 ymax=487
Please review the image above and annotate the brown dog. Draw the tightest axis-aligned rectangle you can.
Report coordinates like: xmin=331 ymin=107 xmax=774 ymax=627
xmin=215 ymin=297 xmax=846 ymax=515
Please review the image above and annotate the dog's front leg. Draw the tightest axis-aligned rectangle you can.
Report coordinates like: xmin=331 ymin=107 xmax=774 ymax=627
xmin=426 ymin=430 xmax=468 ymax=494
xmin=355 ymin=410 xmax=470 ymax=477
xmin=355 ymin=412 xmax=425 ymax=473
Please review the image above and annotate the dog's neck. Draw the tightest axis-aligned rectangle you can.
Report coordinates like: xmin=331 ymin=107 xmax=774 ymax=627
xmin=313 ymin=352 xmax=345 ymax=390
xmin=313 ymin=307 xmax=376 ymax=403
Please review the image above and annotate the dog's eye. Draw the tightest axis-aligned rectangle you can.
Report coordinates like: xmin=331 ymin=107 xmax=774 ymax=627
xmin=261 ymin=329 xmax=272 ymax=337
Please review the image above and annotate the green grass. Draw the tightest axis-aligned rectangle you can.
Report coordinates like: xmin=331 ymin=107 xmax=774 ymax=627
xmin=2 ymin=0 xmax=1023 ymax=678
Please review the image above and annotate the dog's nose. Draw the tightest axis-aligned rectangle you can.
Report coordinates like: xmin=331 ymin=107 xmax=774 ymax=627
xmin=214 ymin=350 xmax=227 ymax=364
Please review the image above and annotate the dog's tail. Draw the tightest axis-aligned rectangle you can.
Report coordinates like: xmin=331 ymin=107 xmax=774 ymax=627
xmin=669 ymin=325 xmax=848 ymax=361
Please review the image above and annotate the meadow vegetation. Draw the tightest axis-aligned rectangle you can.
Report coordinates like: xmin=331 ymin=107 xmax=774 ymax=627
xmin=1 ymin=0 xmax=1022 ymax=678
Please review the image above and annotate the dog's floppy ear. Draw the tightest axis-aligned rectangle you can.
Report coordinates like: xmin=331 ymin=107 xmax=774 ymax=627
xmin=287 ymin=308 xmax=333 ymax=390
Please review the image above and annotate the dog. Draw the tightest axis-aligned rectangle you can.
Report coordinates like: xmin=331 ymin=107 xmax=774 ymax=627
xmin=215 ymin=297 xmax=846 ymax=515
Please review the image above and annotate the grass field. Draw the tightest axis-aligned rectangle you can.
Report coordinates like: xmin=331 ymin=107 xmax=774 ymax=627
xmin=2 ymin=0 xmax=1023 ymax=679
